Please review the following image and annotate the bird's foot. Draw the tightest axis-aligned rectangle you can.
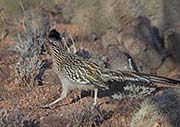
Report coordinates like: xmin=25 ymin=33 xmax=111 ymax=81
xmin=90 ymin=102 xmax=98 ymax=109
xmin=40 ymin=103 xmax=54 ymax=109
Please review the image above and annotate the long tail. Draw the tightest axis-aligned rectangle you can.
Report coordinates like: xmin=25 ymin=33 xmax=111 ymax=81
xmin=142 ymin=74 xmax=180 ymax=85
xmin=101 ymin=69 xmax=180 ymax=85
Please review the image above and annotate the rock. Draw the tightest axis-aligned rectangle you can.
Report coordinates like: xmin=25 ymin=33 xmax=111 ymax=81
xmin=40 ymin=115 xmax=70 ymax=127
xmin=75 ymin=49 xmax=91 ymax=60
xmin=131 ymin=89 xmax=180 ymax=127
xmin=101 ymin=29 xmax=119 ymax=48
xmin=42 ymin=68 xmax=60 ymax=86
xmin=106 ymin=45 xmax=130 ymax=71
xmin=122 ymin=34 xmax=142 ymax=57
xmin=164 ymin=30 xmax=180 ymax=64
xmin=148 ymin=48 xmax=162 ymax=69
xmin=156 ymin=56 xmax=176 ymax=76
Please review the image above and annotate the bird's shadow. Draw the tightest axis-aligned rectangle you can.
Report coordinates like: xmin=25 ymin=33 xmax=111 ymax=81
xmin=81 ymin=80 xmax=157 ymax=99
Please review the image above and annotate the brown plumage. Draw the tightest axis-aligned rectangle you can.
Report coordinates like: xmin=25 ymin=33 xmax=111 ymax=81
xmin=42 ymin=29 xmax=180 ymax=108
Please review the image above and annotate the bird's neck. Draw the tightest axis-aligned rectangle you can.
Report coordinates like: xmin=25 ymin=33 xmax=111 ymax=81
xmin=50 ymin=45 xmax=68 ymax=68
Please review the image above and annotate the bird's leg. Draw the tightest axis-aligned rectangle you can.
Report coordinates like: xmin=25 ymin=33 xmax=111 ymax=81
xmin=41 ymin=86 xmax=69 ymax=108
xmin=79 ymin=89 xmax=82 ymax=99
xmin=93 ymin=88 xmax=98 ymax=106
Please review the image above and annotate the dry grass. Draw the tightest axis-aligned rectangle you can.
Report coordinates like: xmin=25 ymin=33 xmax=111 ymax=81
xmin=131 ymin=89 xmax=180 ymax=127
xmin=0 ymin=108 xmax=40 ymax=127
xmin=13 ymin=18 xmax=46 ymax=86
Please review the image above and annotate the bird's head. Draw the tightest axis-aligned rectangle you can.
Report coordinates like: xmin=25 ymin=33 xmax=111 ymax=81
xmin=48 ymin=29 xmax=72 ymax=53
xmin=48 ymin=29 xmax=63 ymax=47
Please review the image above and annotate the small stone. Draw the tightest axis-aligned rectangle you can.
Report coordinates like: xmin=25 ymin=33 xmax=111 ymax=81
xmin=107 ymin=45 xmax=130 ymax=70
xmin=156 ymin=56 xmax=176 ymax=75
xmin=42 ymin=69 xmax=60 ymax=86
xmin=149 ymin=48 xmax=162 ymax=69
xmin=122 ymin=34 xmax=142 ymax=57
xmin=101 ymin=29 xmax=118 ymax=48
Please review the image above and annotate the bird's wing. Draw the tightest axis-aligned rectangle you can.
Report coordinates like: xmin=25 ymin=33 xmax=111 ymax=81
xmin=101 ymin=69 xmax=143 ymax=82
xmin=63 ymin=55 xmax=108 ymax=89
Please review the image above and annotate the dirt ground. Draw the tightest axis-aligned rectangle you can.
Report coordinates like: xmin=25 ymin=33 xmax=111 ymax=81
xmin=1 ymin=0 xmax=180 ymax=127
xmin=0 ymin=33 xmax=143 ymax=127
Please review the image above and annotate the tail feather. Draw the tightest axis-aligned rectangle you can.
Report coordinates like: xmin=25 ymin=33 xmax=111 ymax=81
xmin=101 ymin=69 xmax=180 ymax=85
xmin=143 ymin=74 xmax=180 ymax=85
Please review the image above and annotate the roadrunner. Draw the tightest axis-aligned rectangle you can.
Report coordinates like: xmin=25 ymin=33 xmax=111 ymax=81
xmin=42 ymin=29 xmax=180 ymax=108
